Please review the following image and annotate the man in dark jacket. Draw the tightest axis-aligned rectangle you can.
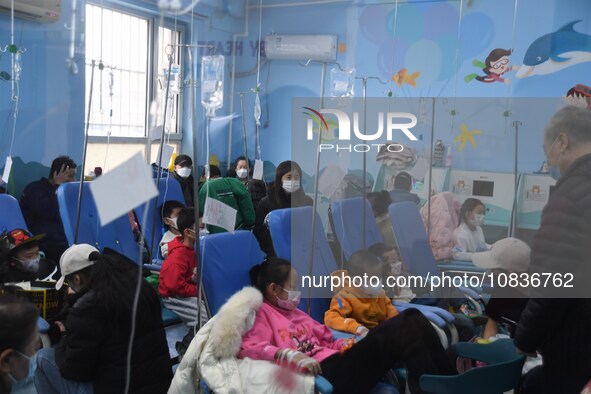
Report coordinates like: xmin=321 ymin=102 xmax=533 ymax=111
xmin=172 ymin=154 xmax=195 ymax=207
xmin=514 ymin=105 xmax=591 ymax=393
xmin=389 ymin=171 xmax=420 ymax=205
xmin=20 ymin=156 xmax=76 ymax=263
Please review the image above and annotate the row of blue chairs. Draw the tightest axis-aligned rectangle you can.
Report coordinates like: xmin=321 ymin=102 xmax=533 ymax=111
xmin=57 ymin=178 xmax=186 ymax=264
xmin=199 ymin=224 xmax=524 ymax=393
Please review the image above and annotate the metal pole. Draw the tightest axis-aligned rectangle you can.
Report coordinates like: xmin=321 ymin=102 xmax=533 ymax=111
xmin=510 ymin=120 xmax=521 ymax=238
xmin=149 ymin=58 xmax=173 ymax=259
xmin=361 ymin=77 xmax=368 ymax=250
xmin=74 ymin=60 xmax=96 ymax=244
xmin=189 ymin=48 xmax=210 ymax=328
xmin=307 ymin=62 xmax=326 ymax=315
xmin=240 ymin=93 xmax=250 ymax=174
xmin=427 ymin=98 xmax=436 ymax=240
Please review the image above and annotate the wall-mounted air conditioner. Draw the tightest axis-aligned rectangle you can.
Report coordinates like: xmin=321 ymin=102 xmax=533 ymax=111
xmin=0 ymin=0 xmax=61 ymax=23
xmin=265 ymin=35 xmax=337 ymax=62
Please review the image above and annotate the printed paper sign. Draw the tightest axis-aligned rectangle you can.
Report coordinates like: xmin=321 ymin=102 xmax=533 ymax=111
xmin=150 ymin=125 xmax=164 ymax=141
xmin=253 ymin=159 xmax=264 ymax=180
xmin=203 ymin=196 xmax=237 ymax=233
xmin=1 ymin=156 xmax=12 ymax=184
xmin=319 ymin=164 xmax=346 ymax=198
xmin=156 ymin=144 xmax=174 ymax=168
xmin=89 ymin=152 xmax=159 ymax=226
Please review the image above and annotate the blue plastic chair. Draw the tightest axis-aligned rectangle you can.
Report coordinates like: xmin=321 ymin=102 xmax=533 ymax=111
xmin=57 ymin=182 xmax=140 ymax=264
xmin=198 ymin=230 xmax=333 ymax=394
xmin=388 ymin=201 xmax=485 ymax=313
xmin=0 ymin=194 xmax=28 ymax=232
xmin=135 ymin=178 xmax=186 ymax=263
xmin=267 ymin=207 xmax=337 ymax=323
xmin=200 ymin=231 xmax=264 ymax=315
xmin=329 ymin=197 xmax=384 ymax=260
xmin=269 ymin=206 xmax=458 ymax=333
xmin=388 ymin=201 xmax=486 ymax=275
xmin=420 ymin=338 xmax=525 ymax=394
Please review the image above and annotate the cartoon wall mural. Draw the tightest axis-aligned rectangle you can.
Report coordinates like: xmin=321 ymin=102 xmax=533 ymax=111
xmin=454 ymin=124 xmax=482 ymax=152
xmin=565 ymin=83 xmax=591 ymax=109
xmin=464 ymin=48 xmax=519 ymax=84
xmin=392 ymin=68 xmax=421 ymax=88
xmin=358 ymin=3 xmax=494 ymax=88
xmin=516 ymin=20 xmax=591 ymax=78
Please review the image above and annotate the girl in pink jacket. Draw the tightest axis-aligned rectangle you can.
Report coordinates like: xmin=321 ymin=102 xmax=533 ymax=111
xmin=239 ymin=258 xmax=456 ymax=394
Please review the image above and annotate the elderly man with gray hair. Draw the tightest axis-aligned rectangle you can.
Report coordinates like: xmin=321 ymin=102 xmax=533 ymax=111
xmin=514 ymin=105 xmax=591 ymax=394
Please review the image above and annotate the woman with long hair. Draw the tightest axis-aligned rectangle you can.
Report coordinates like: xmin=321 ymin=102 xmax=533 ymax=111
xmin=254 ymin=160 xmax=312 ymax=256
xmin=34 ymin=245 xmax=172 ymax=394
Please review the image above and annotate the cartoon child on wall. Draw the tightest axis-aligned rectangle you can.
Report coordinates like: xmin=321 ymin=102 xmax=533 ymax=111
xmin=465 ymin=48 xmax=520 ymax=85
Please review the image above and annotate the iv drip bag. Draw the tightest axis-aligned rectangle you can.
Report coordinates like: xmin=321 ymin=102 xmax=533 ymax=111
xmin=201 ymin=55 xmax=224 ymax=118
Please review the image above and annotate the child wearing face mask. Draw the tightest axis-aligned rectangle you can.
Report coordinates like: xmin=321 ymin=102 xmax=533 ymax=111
xmin=453 ymin=198 xmax=492 ymax=261
xmin=159 ymin=200 xmax=185 ymax=259
xmin=254 ymin=161 xmax=313 ymax=256
xmin=158 ymin=208 xmax=209 ymax=330
xmin=240 ymin=258 xmax=456 ymax=394
xmin=324 ymin=251 xmax=398 ymax=337
xmin=0 ymin=229 xmax=57 ymax=284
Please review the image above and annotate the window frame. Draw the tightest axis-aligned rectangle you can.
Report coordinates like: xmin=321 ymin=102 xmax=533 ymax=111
xmin=85 ymin=2 xmax=186 ymax=144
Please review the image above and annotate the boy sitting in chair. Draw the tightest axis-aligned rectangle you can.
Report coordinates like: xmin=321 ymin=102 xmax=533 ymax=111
xmin=158 ymin=208 xmax=208 ymax=330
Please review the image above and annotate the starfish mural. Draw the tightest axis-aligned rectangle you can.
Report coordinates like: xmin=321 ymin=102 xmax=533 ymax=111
xmin=454 ymin=124 xmax=482 ymax=151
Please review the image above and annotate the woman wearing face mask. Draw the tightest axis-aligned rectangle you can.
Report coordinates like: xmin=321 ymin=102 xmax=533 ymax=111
xmin=0 ymin=294 xmax=39 ymax=394
xmin=254 ymin=160 xmax=313 ymax=256
xmin=172 ymin=154 xmax=195 ymax=207
xmin=0 ymin=229 xmax=57 ymax=284
xmin=239 ymin=258 xmax=456 ymax=394
xmin=233 ymin=156 xmax=267 ymax=208
xmin=452 ymin=198 xmax=492 ymax=261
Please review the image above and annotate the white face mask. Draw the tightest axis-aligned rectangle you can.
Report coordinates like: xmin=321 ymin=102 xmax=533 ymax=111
xmin=364 ymin=280 xmax=383 ymax=296
xmin=15 ymin=255 xmax=41 ymax=273
xmin=470 ymin=214 xmax=485 ymax=227
xmin=176 ymin=167 xmax=191 ymax=179
xmin=236 ymin=168 xmax=248 ymax=179
xmin=282 ymin=180 xmax=300 ymax=193
xmin=166 ymin=217 xmax=178 ymax=230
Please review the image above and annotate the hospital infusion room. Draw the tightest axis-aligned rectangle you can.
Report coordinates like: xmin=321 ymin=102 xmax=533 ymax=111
xmin=2 ymin=0 xmax=591 ymax=393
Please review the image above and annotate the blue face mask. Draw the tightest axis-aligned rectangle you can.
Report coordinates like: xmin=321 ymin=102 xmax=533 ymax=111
xmin=8 ymin=351 xmax=36 ymax=390
xmin=549 ymin=166 xmax=561 ymax=181
xmin=545 ymin=137 xmax=562 ymax=181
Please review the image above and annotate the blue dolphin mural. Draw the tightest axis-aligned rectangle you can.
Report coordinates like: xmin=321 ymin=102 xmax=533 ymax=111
xmin=516 ymin=20 xmax=591 ymax=78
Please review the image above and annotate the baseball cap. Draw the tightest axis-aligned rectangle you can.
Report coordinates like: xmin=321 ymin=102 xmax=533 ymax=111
xmin=55 ymin=244 xmax=99 ymax=290
xmin=0 ymin=229 xmax=45 ymax=255
xmin=174 ymin=154 xmax=192 ymax=167
xmin=472 ymin=237 xmax=531 ymax=272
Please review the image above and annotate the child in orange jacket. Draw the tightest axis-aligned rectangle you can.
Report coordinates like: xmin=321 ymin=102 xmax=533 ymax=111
xmin=324 ymin=250 xmax=398 ymax=337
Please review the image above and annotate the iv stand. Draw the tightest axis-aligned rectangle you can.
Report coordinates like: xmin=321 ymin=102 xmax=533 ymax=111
xmin=74 ymin=60 xmax=96 ymax=244
xmin=307 ymin=62 xmax=327 ymax=316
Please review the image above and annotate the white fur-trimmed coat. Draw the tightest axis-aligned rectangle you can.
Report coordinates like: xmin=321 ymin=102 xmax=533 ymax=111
xmin=167 ymin=286 xmax=315 ymax=394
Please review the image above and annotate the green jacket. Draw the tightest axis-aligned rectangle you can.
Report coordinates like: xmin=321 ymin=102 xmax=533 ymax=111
xmin=198 ymin=177 xmax=255 ymax=233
